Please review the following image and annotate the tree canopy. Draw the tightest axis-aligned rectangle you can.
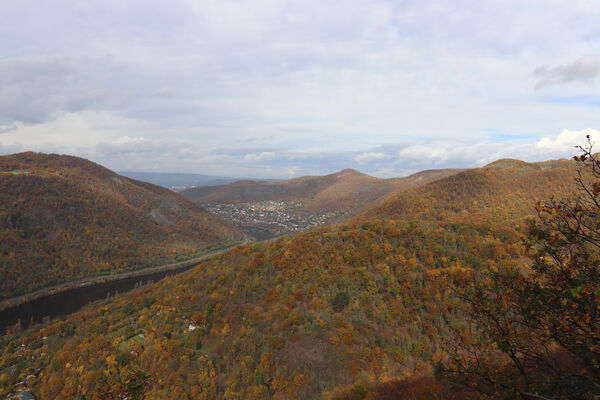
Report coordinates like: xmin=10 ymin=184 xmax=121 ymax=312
xmin=443 ymin=138 xmax=600 ymax=399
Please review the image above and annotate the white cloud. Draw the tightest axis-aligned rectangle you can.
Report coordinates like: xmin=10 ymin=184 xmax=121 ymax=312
xmin=0 ymin=1 xmax=599 ymax=177
xmin=243 ymin=151 xmax=276 ymax=161
xmin=0 ymin=124 xmax=16 ymax=134
xmin=354 ymin=152 xmax=388 ymax=163
xmin=284 ymin=167 xmax=299 ymax=176
xmin=384 ymin=128 xmax=599 ymax=174
xmin=536 ymin=128 xmax=600 ymax=153
xmin=370 ymin=167 xmax=398 ymax=178
xmin=398 ymin=145 xmax=449 ymax=164
xmin=1 ymin=123 xmax=598 ymax=178
xmin=0 ymin=111 xmax=144 ymax=150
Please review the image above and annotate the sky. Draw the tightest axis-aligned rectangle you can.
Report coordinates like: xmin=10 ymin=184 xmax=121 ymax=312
xmin=1 ymin=0 xmax=600 ymax=179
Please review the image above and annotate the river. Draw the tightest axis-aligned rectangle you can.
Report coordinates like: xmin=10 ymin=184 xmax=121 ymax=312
xmin=0 ymin=262 xmax=199 ymax=334
xmin=0 ymin=241 xmax=247 ymax=335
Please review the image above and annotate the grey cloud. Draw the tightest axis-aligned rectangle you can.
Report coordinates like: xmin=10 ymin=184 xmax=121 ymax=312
xmin=534 ymin=56 xmax=600 ymax=89
xmin=155 ymin=87 xmax=175 ymax=98
xmin=0 ymin=124 xmax=17 ymax=134
xmin=94 ymin=137 xmax=203 ymax=160
xmin=1 ymin=0 xmax=599 ymax=176
xmin=0 ymin=142 xmax=24 ymax=155
xmin=210 ymin=147 xmax=282 ymax=157
xmin=0 ymin=57 xmax=73 ymax=124
xmin=0 ymin=57 xmax=112 ymax=124
xmin=63 ymin=91 xmax=105 ymax=112
xmin=0 ymin=57 xmax=72 ymax=87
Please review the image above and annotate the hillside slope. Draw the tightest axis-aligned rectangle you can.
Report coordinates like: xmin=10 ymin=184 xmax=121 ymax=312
xmin=360 ymin=158 xmax=581 ymax=223
xmin=0 ymin=219 xmax=515 ymax=398
xmin=0 ymin=152 xmax=244 ymax=299
xmin=181 ymin=168 xmax=463 ymax=239
xmin=0 ymin=156 xmax=587 ymax=399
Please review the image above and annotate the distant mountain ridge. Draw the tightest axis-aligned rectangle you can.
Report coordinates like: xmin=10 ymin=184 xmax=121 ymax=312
xmin=0 ymin=152 xmax=244 ymax=299
xmin=117 ymin=171 xmax=279 ymax=191
xmin=182 ymin=167 xmax=464 ymax=213
xmin=180 ymin=167 xmax=464 ymax=239
xmin=117 ymin=171 xmax=240 ymax=191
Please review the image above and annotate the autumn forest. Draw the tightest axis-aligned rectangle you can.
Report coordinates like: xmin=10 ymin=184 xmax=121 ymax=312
xmin=0 ymin=147 xmax=599 ymax=400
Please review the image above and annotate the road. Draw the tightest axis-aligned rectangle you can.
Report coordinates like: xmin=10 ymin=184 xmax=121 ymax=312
xmin=0 ymin=238 xmax=249 ymax=313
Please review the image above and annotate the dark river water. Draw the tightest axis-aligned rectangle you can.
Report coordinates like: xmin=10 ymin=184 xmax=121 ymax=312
xmin=0 ymin=263 xmax=198 ymax=335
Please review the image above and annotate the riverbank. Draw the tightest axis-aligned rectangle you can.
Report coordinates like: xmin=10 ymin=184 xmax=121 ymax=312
xmin=0 ymin=239 xmax=250 ymax=334
xmin=0 ymin=239 xmax=247 ymax=313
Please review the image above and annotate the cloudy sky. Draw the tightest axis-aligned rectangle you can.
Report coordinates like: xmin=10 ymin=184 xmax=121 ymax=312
xmin=1 ymin=0 xmax=600 ymax=178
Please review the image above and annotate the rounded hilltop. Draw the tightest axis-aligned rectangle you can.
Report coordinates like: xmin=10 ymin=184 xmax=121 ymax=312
xmin=482 ymin=158 xmax=531 ymax=169
xmin=0 ymin=151 xmax=243 ymax=299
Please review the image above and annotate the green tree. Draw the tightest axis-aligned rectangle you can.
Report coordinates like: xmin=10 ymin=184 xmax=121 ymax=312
xmin=332 ymin=291 xmax=350 ymax=313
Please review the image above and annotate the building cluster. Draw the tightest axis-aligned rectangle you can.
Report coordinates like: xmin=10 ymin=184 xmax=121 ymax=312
xmin=204 ymin=200 xmax=349 ymax=236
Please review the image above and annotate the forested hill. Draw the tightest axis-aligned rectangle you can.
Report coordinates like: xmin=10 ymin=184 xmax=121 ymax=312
xmin=0 ymin=154 xmax=594 ymax=399
xmin=180 ymin=167 xmax=464 ymax=240
xmin=0 ymin=218 xmax=520 ymax=399
xmin=359 ymin=158 xmax=581 ymax=223
xmin=0 ymin=152 xmax=244 ymax=299
xmin=182 ymin=167 xmax=464 ymax=215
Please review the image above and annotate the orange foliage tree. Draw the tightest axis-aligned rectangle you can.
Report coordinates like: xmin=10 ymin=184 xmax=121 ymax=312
xmin=442 ymin=139 xmax=600 ymax=399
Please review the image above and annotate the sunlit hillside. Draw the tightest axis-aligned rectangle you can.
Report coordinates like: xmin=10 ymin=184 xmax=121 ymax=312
xmin=360 ymin=158 xmax=582 ymax=224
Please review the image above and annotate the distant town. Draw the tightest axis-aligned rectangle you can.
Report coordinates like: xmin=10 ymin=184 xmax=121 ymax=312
xmin=203 ymin=200 xmax=351 ymax=240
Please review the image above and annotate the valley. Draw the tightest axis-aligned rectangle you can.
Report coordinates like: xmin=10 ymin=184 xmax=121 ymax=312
xmin=1 ymin=151 xmax=596 ymax=399
xmin=4 ymin=4 xmax=595 ymax=399
xmin=183 ymin=168 xmax=464 ymax=240
xmin=203 ymin=200 xmax=351 ymax=240
xmin=0 ymin=241 xmax=245 ymax=335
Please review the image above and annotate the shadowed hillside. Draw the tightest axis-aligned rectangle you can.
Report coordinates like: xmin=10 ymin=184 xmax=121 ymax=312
xmin=0 ymin=152 xmax=244 ymax=299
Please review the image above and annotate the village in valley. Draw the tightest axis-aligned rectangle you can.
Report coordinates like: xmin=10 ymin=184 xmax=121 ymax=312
xmin=203 ymin=200 xmax=351 ymax=240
